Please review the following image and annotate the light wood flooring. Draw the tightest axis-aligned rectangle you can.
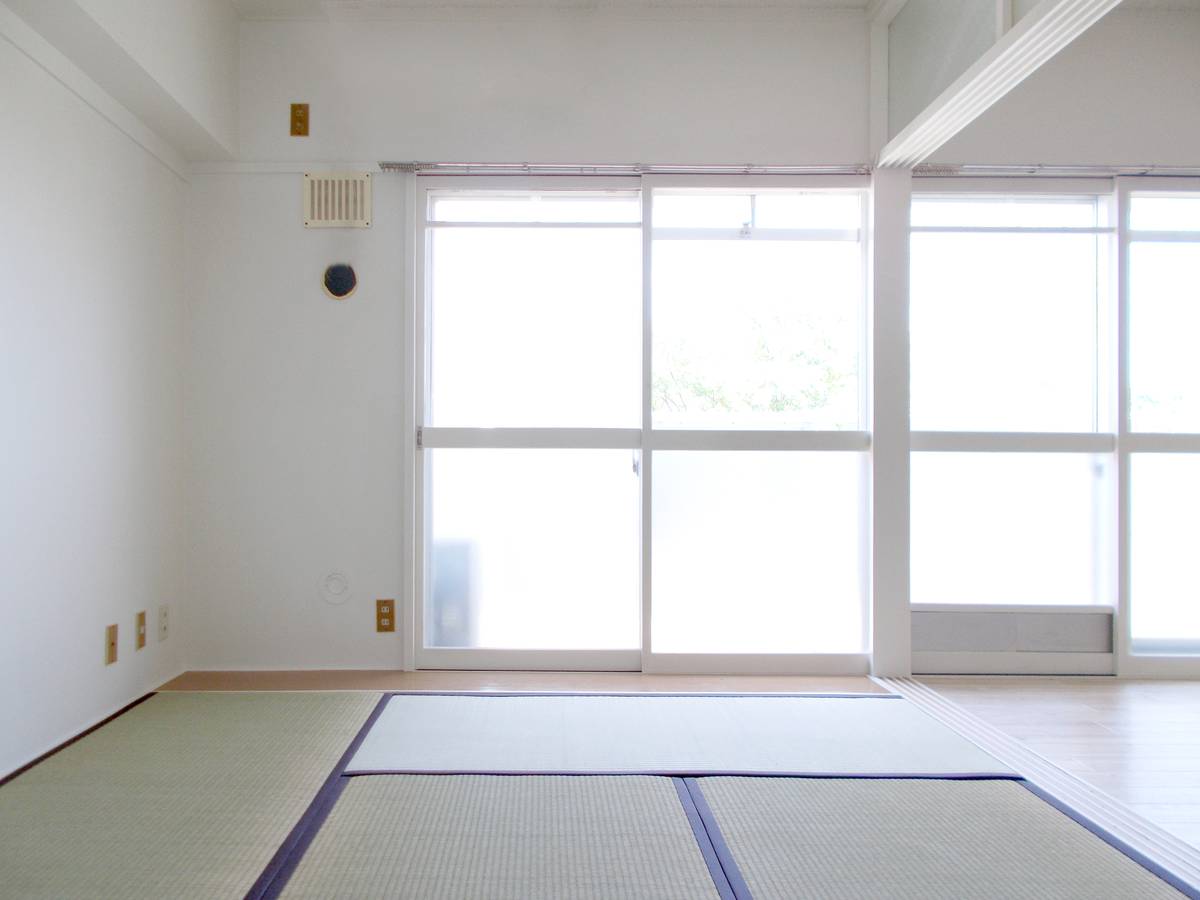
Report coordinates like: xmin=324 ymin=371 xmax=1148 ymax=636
xmin=159 ymin=670 xmax=885 ymax=694
xmin=920 ymin=675 xmax=1200 ymax=850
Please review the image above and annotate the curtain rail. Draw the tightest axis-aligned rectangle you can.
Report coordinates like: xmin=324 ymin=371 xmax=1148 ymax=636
xmin=378 ymin=161 xmax=1200 ymax=178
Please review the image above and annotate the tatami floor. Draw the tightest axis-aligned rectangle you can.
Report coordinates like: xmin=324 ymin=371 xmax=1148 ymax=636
xmin=161 ymin=670 xmax=1200 ymax=850
xmin=5 ymin=670 xmax=1200 ymax=898
xmin=162 ymin=670 xmax=1200 ymax=851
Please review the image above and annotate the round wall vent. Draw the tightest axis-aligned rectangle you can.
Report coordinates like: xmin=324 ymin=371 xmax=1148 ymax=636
xmin=323 ymin=263 xmax=357 ymax=300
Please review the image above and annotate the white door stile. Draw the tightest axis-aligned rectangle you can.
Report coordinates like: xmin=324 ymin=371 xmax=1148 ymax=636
xmin=412 ymin=177 xmax=431 ymax=669
xmin=401 ymin=171 xmax=420 ymax=671
xmin=640 ymin=178 xmax=654 ymax=667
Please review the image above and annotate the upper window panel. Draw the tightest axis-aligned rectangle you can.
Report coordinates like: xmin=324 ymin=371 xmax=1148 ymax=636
xmin=653 ymin=191 xmax=862 ymax=231
xmin=429 ymin=191 xmax=641 ymax=224
xmin=911 ymin=195 xmax=1104 ymax=229
xmin=1129 ymin=195 xmax=1200 ymax=232
xmin=910 ymin=195 xmax=1107 ymax=433
xmin=651 ymin=190 xmax=866 ymax=431
xmin=1129 ymin=195 xmax=1200 ymax=432
xmin=428 ymin=192 xmax=641 ymax=428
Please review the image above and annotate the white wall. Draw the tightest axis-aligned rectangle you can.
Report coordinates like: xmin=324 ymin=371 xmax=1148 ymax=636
xmin=184 ymin=173 xmax=405 ymax=669
xmin=932 ymin=8 xmax=1200 ymax=167
xmin=237 ymin=10 xmax=869 ymax=165
xmin=75 ymin=0 xmax=239 ymax=153
xmin=0 ymin=35 xmax=187 ymax=775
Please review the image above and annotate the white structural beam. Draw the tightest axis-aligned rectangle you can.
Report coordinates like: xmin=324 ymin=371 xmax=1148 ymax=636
xmin=878 ymin=0 xmax=1121 ymax=168
xmin=868 ymin=0 xmax=909 ymax=158
xmin=868 ymin=167 xmax=912 ymax=677
xmin=3 ymin=0 xmax=237 ymax=161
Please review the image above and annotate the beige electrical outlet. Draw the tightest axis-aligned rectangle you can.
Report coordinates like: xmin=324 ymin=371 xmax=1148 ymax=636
xmin=376 ymin=599 xmax=395 ymax=633
xmin=135 ymin=610 xmax=147 ymax=650
xmin=105 ymin=624 xmax=118 ymax=665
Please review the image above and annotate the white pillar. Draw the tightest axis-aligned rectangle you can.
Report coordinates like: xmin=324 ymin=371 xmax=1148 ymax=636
xmin=869 ymin=167 xmax=912 ymax=677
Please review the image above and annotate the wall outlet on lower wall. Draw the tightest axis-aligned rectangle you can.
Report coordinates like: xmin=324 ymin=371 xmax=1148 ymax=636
xmin=376 ymin=599 xmax=395 ymax=633
xmin=157 ymin=604 xmax=169 ymax=642
xmin=135 ymin=610 xmax=147 ymax=650
xmin=105 ymin=624 xmax=118 ymax=665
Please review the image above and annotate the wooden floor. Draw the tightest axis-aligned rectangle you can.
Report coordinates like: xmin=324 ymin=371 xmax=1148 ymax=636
xmin=159 ymin=670 xmax=886 ymax=693
xmin=921 ymin=676 xmax=1200 ymax=850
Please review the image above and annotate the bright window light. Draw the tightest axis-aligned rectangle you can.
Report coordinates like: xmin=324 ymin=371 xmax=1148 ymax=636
xmin=911 ymin=195 xmax=1102 ymax=229
xmin=910 ymin=196 xmax=1104 ymax=432
xmin=430 ymin=226 xmax=641 ymax=427
xmin=1129 ymin=196 xmax=1200 ymax=433
xmin=911 ymin=453 xmax=1111 ymax=606
xmin=652 ymin=191 xmax=865 ymax=430
xmin=430 ymin=191 xmax=641 ymax=224
xmin=651 ymin=451 xmax=866 ymax=653
xmin=427 ymin=449 xmax=641 ymax=650
xmin=1131 ymin=454 xmax=1200 ymax=653
xmin=1129 ymin=196 xmax=1200 ymax=232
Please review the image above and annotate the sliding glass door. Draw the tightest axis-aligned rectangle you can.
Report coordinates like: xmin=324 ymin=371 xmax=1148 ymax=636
xmin=416 ymin=179 xmax=644 ymax=669
xmin=414 ymin=176 xmax=870 ymax=672
xmin=643 ymin=178 xmax=869 ymax=671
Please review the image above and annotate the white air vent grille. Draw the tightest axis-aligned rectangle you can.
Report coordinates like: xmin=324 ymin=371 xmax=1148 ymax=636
xmin=304 ymin=172 xmax=372 ymax=228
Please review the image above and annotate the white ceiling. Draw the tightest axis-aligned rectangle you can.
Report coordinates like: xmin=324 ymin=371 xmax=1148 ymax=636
xmin=232 ymin=0 xmax=1200 ymax=20
xmin=231 ymin=0 xmax=871 ymax=19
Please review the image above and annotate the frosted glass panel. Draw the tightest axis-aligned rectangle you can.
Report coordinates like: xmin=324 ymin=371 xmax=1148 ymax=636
xmin=654 ymin=194 xmax=752 ymax=228
xmin=430 ymin=227 xmax=641 ymax=427
xmin=1131 ymin=455 xmax=1200 ymax=653
xmin=1130 ymin=196 xmax=1200 ymax=232
xmin=752 ymin=193 xmax=862 ymax=230
xmin=911 ymin=232 xmax=1099 ymax=431
xmin=430 ymin=192 xmax=640 ymax=223
xmin=912 ymin=196 xmax=1100 ymax=228
xmin=652 ymin=240 xmax=863 ymax=429
xmin=911 ymin=454 xmax=1109 ymax=605
xmin=651 ymin=452 xmax=865 ymax=653
xmin=427 ymin=450 xmax=640 ymax=650
xmin=1129 ymin=242 xmax=1200 ymax=432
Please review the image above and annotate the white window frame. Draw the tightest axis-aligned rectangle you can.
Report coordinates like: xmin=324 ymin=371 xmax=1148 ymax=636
xmin=1116 ymin=176 xmax=1200 ymax=677
xmin=397 ymin=173 xmax=1200 ymax=678
xmin=407 ymin=174 xmax=873 ymax=674
xmin=908 ymin=179 xmax=1120 ymax=637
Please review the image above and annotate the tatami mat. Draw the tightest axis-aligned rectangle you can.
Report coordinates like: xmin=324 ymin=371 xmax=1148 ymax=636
xmin=0 ymin=691 xmax=380 ymax=900
xmin=280 ymin=775 xmax=722 ymax=899
xmin=698 ymin=776 xmax=1189 ymax=900
xmin=347 ymin=693 xmax=1012 ymax=776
